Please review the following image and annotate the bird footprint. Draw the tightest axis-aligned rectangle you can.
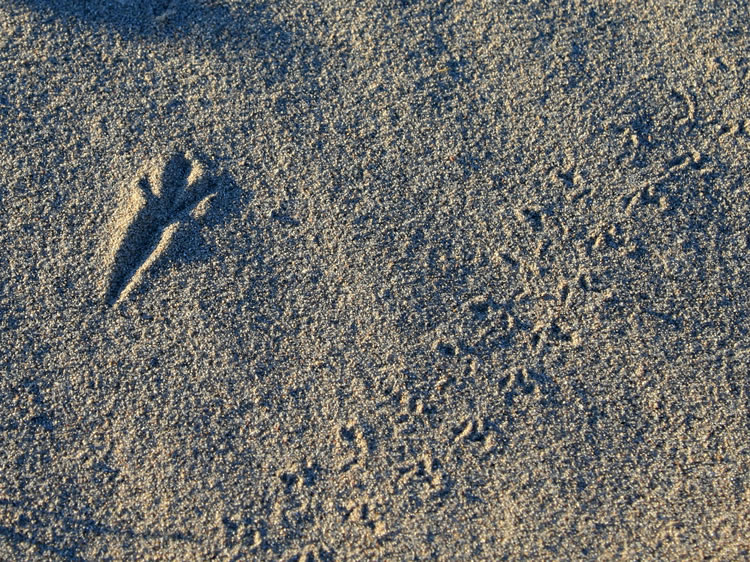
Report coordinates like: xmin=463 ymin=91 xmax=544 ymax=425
xmin=103 ymin=151 xmax=217 ymax=306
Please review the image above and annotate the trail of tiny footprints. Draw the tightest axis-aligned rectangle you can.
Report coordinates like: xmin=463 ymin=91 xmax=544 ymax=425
xmin=104 ymin=151 xmax=216 ymax=306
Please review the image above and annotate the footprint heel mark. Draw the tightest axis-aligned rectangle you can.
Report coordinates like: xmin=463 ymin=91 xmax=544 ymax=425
xmin=111 ymin=221 xmax=181 ymax=306
xmin=103 ymin=151 xmax=217 ymax=306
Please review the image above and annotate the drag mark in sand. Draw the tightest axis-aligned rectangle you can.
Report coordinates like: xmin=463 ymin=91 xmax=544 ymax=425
xmin=103 ymin=151 xmax=216 ymax=306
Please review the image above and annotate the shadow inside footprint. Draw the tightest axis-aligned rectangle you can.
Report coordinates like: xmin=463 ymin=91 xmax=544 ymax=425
xmin=161 ymin=170 xmax=244 ymax=267
xmin=103 ymin=152 xmax=244 ymax=307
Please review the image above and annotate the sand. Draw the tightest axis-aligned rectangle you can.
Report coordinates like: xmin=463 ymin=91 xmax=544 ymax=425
xmin=1 ymin=0 xmax=749 ymax=560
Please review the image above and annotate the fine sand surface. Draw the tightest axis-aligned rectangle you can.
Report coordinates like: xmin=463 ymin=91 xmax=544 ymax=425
xmin=1 ymin=1 xmax=749 ymax=560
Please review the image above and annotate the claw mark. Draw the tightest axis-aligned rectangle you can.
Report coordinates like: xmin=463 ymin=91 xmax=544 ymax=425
xmin=103 ymin=151 xmax=216 ymax=306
